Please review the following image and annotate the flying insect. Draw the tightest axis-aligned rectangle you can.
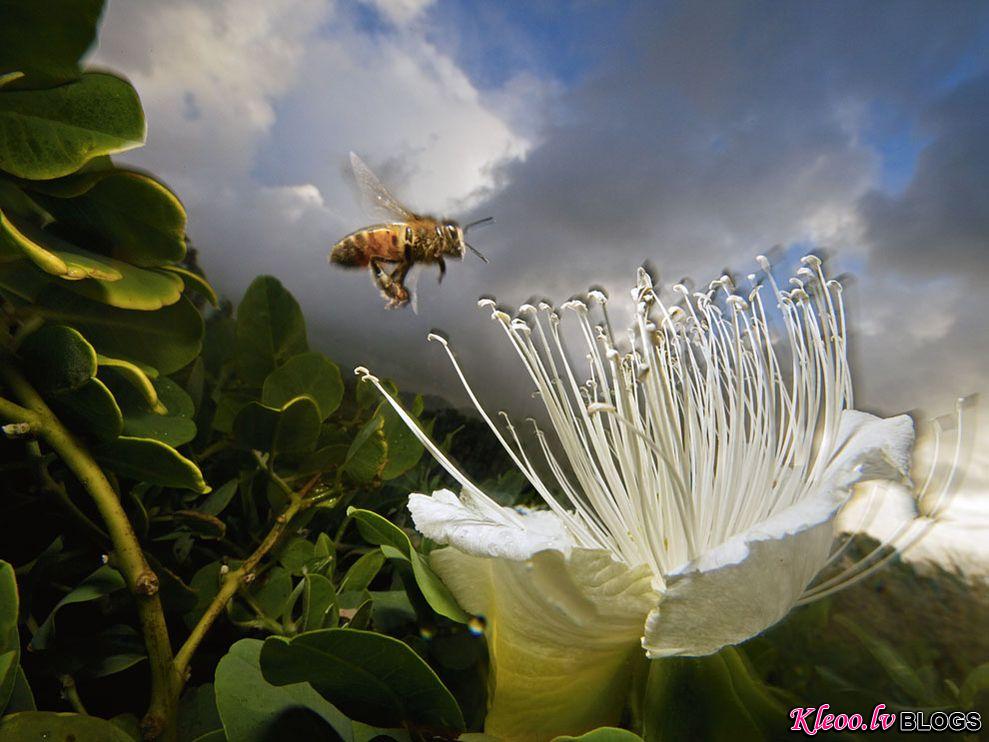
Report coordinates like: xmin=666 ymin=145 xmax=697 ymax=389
xmin=330 ymin=152 xmax=491 ymax=309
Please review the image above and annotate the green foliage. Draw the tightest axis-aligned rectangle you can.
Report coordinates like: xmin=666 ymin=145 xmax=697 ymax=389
xmin=0 ymin=0 xmax=104 ymax=89
xmin=0 ymin=561 xmax=23 ymax=716
xmin=260 ymin=629 xmax=465 ymax=735
xmin=640 ymin=647 xmax=786 ymax=742
xmin=0 ymin=73 xmax=144 ymax=179
xmin=0 ymin=4 xmax=465 ymax=737
xmin=553 ymin=729 xmax=644 ymax=741
xmin=0 ymin=711 xmax=135 ymax=742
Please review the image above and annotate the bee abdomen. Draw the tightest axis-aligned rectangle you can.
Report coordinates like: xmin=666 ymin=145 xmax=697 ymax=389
xmin=330 ymin=232 xmax=370 ymax=267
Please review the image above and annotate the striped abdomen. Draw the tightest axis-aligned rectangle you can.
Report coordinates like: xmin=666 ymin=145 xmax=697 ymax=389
xmin=330 ymin=225 xmax=407 ymax=267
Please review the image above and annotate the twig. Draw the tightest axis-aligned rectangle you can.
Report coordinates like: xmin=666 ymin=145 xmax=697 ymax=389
xmin=1 ymin=362 xmax=178 ymax=741
xmin=172 ymin=473 xmax=321 ymax=685
xmin=59 ymin=674 xmax=88 ymax=716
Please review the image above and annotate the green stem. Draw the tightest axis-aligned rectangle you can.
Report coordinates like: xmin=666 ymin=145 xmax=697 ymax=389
xmin=59 ymin=674 xmax=89 ymax=716
xmin=172 ymin=473 xmax=321 ymax=688
xmin=0 ymin=364 xmax=178 ymax=741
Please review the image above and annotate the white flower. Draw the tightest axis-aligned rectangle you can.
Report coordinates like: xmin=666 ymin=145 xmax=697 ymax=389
xmin=358 ymin=255 xmax=964 ymax=741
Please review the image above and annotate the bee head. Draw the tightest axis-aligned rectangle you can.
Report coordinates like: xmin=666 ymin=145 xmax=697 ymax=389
xmin=440 ymin=220 xmax=466 ymax=258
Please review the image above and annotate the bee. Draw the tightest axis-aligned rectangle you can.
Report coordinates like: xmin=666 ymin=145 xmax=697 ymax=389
xmin=330 ymin=152 xmax=491 ymax=309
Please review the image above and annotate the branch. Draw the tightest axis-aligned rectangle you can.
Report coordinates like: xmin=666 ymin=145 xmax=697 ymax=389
xmin=59 ymin=674 xmax=89 ymax=716
xmin=1 ymin=361 xmax=178 ymax=741
xmin=172 ymin=473 xmax=321 ymax=684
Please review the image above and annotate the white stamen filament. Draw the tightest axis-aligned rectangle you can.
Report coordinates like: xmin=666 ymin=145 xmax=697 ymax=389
xmin=357 ymin=257 xmax=965 ymax=595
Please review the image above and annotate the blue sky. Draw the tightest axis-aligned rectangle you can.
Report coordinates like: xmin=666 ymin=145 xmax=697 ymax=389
xmin=92 ymin=0 xmax=989 ymax=566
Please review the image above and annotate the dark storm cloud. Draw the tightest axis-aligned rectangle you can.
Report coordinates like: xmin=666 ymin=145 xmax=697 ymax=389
xmin=92 ymin=0 xmax=989 ymax=424
xmin=859 ymin=74 xmax=989 ymax=282
xmin=470 ymin=0 xmax=989 ymax=303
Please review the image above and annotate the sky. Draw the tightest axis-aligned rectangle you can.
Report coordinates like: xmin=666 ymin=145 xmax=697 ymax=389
xmin=90 ymin=0 xmax=989 ymax=571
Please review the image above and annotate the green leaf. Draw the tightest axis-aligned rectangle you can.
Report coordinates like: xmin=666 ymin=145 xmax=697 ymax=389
xmin=641 ymin=648 xmax=786 ymax=742
xmin=66 ymin=263 xmax=185 ymax=310
xmin=553 ymin=729 xmax=644 ymax=741
xmin=4 ymin=667 xmax=35 ymax=714
xmin=114 ymin=375 xmax=196 ymax=446
xmin=184 ymin=562 xmax=223 ymax=630
xmin=0 ymin=73 xmax=145 ymax=179
xmin=1 ymin=208 xmax=122 ymax=279
xmin=367 ymin=590 xmax=417 ymax=633
xmin=0 ymin=179 xmax=53 ymax=226
xmin=230 ymin=567 xmax=293 ymax=629
xmin=170 ymin=510 xmax=226 ymax=540
xmin=0 ymin=712 xmax=135 ymax=742
xmin=30 ymin=565 xmax=125 ymax=651
xmin=262 ymin=352 xmax=343 ymax=421
xmin=178 ymin=683 xmax=222 ymax=742
xmin=36 ymin=288 xmax=203 ymax=374
xmin=338 ymin=552 xmax=386 ymax=593
xmin=97 ymin=354 xmax=162 ymax=411
xmin=164 ymin=265 xmax=218 ymax=306
xmin=349 ymin=508 xmax=471 ymax=624
xmin=93 ymin=436 xmax=209 ymax=493
xmin=0 ymin=72 xmax=24 ymax=89
xmin=0 ymin=561 xmax=20 ymax=715
xmin=378 ymin=396 xmax=425 ymax=480
xmin=198 ymin=479 xmax=238 ymax=517
xmin=347 ymin=507 xmax=413 ymax=553
xmin=31 ymin=169 xmax=186 ymax=267
xmin=835 ymin=615 xmax=929 ymax=702
xmin=260 ymin=629 xmax=465 ymax=734
xmin=235 ymin=275 xmax=307 ymax=386
xmin=0 ymin=259 xmax=49 ymax=300
xmin=211 ymin=388 xmax=256 ymax=435
xmin=215 ymin=638 xmax=352 ymax=742
xmin=277 ymin=537 xmax=315 ymax=576
xmin=233 ymin=396 xmax=321 ymax=455
xmin=343 ymin=416 xmax=386 ymax=482
xmin=299 ymin=573 xmax=338 ymax=632
xmin=18 ymin=324 xmax=95 ymax=393
xmin=76 ymin=624 xmax=146 ymax=679
xmin=959 ymin=662 xmax=989 ymax=709
xmin=0 ymin=0 xmax=104 ymax=89
xmin=345 ymin=600 xmax=373 ymax=631
xmin=53 ymin=376 xmax=123 ymax=440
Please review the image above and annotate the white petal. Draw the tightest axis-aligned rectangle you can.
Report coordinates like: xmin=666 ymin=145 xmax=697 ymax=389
xmin=408 ymin=488 xmax=575 ymax=560
xmin=641 ymin=489 xmax=838 ymax=658
xmin=824 ymin=410 xmax=915 ymax=489
xmin=430 ymin=544 xmax=658 ymax=740
xmin=642 ymin=410 xmax=916 ymax=659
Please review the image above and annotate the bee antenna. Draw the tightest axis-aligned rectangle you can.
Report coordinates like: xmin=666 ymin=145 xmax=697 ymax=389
xmin=464 ymin=216 xmax=494 ymax=233
xmin=466 ymin=243 xmax=489 ymax=263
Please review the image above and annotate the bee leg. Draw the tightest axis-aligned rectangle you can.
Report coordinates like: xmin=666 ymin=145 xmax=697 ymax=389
xmin=385 ymin=261 xmax=412 ymax=308
xmin=371 ymin=258 xmax=409 ymax=308
xmin=436 ymin=257 xmax=446 ymax=283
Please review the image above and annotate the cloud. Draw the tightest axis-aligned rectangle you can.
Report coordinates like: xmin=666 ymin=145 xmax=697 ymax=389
xmin=90 ymin=0 xmax=988 ymax=564
xmin=91 ymin=0 xmax=536 ymax=353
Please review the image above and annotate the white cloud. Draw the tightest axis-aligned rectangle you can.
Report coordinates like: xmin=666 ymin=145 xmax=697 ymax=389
xmin=90 ymin=0 xmax=535 ymax=313
xmin=358 ymin=0 xmax=435 ymax=26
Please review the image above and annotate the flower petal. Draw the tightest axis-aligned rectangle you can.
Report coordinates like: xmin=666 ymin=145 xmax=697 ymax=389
xmin=641 ymin=489 xmax=838 ymax=658
xmin=409 ymin=490 xmax=659 ymax=740
xmin=824 ymin=410 xmax=915 ymax=488
xmin=408 ymin=488 xmax=575 ymax=560
xmin=428 ymin=536 xmax=657 ymax=739
xmin=642 ymin=410 xmax=916 ymax=659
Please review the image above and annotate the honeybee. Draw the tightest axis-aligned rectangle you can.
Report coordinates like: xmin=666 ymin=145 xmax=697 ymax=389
xmin=330 ymin=152 xmax=491 ymax=309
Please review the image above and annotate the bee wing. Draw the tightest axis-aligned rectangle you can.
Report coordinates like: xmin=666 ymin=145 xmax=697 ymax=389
xmin=350 ymin=152 xmax=418 ymax=222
